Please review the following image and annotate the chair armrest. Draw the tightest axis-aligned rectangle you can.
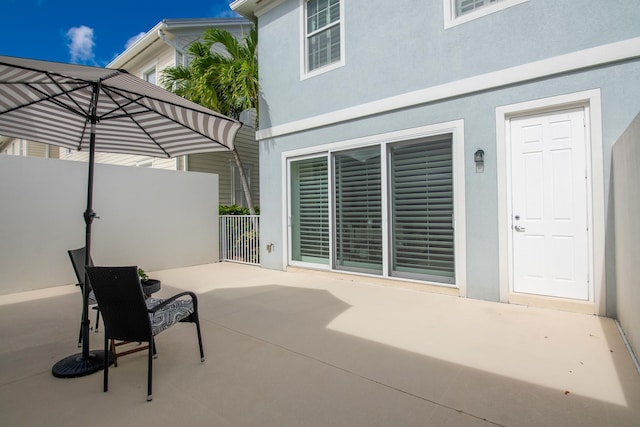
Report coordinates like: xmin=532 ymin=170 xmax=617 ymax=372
xmin=147 ymin=291 xmax=198 ymax=314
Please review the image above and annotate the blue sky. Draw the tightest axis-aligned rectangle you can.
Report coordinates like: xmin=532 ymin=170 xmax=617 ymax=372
xmin=2 ymin=0 xmax=240 ymax=66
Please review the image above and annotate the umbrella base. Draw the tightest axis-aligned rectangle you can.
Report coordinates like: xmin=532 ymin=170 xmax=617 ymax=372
xmin=52 ymin=350 xmax=113 ymax=378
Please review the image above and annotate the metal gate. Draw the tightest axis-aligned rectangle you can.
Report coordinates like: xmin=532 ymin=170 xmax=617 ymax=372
xmin=219 ymin=215 xmax=260 ymax=265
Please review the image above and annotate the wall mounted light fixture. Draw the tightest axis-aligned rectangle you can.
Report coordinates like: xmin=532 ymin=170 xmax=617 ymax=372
xmin=474 ymin=149 xmax=485 ymax=173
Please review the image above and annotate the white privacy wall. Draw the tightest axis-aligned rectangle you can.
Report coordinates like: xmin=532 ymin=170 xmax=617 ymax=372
xmin=0 ymin=155 xmax=219 ymax=294
xmin=612 ymin=112 xmax=640 ymax=362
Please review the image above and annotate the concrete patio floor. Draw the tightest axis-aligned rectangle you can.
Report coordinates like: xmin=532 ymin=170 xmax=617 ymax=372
xmin=1 ymin=262 xmax=639 ymax=426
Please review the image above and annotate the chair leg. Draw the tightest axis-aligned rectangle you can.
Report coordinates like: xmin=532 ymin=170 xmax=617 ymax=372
xmin=94 ymin=308 xmax=100 ymax=333
xmin=147 ymin=338 xmax=153 ymax=401
xmin=195 ymin=315 xmax=205 ymax=362
xmin=103 ymin=334 xmax=109 ymax=392
xmin=110 ymin=339 xmax=118 ymax=367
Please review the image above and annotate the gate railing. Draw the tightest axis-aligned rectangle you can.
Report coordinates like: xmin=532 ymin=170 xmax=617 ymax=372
xmin=219 ymin=215 xmax=260 ymax=265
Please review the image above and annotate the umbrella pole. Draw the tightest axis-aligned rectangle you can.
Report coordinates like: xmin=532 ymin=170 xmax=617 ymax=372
xmin=52 ymin=82 xmax=110 ymax=378
xmin=80 ymin=105 xmax=97 ymax=361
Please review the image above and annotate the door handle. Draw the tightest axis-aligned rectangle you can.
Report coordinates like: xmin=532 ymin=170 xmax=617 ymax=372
xmin=514 ymin=225 xmax=526 ymax=232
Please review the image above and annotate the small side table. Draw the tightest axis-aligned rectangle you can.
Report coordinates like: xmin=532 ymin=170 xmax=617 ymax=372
xmin=141 ymin=279 xmax=161 ymax=297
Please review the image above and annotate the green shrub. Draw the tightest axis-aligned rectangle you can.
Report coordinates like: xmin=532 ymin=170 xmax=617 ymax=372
xmin=219 ymin=205 xmax=260 ymax=215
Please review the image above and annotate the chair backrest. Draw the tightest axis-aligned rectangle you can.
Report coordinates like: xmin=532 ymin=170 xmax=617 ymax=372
xmin=68 ymin=247 xmax=94 ymax=289
xmin=85 ymin=266 xmax=152 ymax=342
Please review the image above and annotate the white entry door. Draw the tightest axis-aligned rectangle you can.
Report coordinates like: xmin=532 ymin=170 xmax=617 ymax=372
xmin=509 ymin=108 xmax=590 ymax=300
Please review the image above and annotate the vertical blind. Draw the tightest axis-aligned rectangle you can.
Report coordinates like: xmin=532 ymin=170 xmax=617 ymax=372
xmin=334 ymin=148 xmax=383 ymax=273
xmin=390 ymin=137 xmax=455 ymax=282
xmin=291 ymin=157 xmax=329 ymax=264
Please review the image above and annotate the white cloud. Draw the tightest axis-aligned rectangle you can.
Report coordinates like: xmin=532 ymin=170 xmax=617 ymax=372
xmin=66 ymin=25 xmax=95 ymax=64
xmin=125 ymin=32 xmax=147 ymax=50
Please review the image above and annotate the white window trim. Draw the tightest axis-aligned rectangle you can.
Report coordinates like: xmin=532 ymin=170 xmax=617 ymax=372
xmin=142 ymin=61 xmax=159 ymax=85
xmin=495 ymin=89 xmax=605 ymax=315
xmin=282 ymin=120 xmax=467 ymax=295
xmin=299 ymin=0 xmax=346 ymax=80
xmin=444 ymin=0 xmax=529 ymax=29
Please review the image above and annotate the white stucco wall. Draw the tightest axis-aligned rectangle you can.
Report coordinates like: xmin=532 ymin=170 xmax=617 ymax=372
xmin=0 ymin=155 xmax=219 ymax=294
xmin=612 ymin=112 xmax=640 ymax=360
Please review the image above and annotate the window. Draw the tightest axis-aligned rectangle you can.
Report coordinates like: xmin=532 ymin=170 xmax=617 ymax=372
xmin=232 ymin=163 xmax=252 ymax=207
xmin=303 ymin=0 xmax=343 ymax=76
xmin=143 ymin=67 xmax=157 ymax=85
xmin=444 ymin=0 xmax=527 ymax=28
xmin=290 ymin=157 xmax=329 ymax=264
xmin=14 ymin=139 xmax=25 ymax=156
xmin=456 ymin=0 xmax=501 ymax=16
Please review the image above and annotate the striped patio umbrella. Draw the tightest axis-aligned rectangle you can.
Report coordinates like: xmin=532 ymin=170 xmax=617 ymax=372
xmin=0 ymin=55 xmax=242 ymax=378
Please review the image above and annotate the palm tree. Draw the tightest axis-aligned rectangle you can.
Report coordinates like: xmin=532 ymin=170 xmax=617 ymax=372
xmin=162 ymin=26 xmax=258 ymax=214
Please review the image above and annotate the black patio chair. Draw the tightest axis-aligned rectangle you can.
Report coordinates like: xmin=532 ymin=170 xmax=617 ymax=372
xmin=68 ymin=247 xmax=100 ymax=346
xmin=85 ymin=266 xmax=205 ymax=401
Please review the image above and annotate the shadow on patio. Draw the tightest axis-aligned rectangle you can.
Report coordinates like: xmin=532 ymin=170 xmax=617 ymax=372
xmin=1 ymin=262 xmax=639 ymax=426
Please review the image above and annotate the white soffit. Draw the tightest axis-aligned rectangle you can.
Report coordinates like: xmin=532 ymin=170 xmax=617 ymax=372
xmin=231 ymin=0 xmax=284 ymax=19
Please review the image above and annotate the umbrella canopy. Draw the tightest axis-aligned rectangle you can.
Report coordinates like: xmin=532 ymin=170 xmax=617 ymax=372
xmin=0 ymin=55 xmax=241 ymax=156
xmin=0 ymin=55 xmax=242 ymax=378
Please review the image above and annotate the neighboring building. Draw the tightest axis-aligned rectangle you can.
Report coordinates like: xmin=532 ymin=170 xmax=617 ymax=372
xmin=232 ymin=0 xmax=640 ymax=323
xmin=0 ymin=137 xmax=59 ymax=158
xmin=60 ymin=18 xmax=259 ymax=208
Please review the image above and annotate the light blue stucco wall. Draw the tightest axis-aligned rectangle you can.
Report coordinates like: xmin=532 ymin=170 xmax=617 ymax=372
xmin=258 ymin=0 xmax=640 ymax=129
xmin=254 ymin=0 xmax=640 ymax=307
xmin=258 ymin=61 xmax=640 ymax=305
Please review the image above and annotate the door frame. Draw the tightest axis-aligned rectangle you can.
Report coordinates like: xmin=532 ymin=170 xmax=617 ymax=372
xmin=282 ymin=121 xmax=467 ymax=296
xmin=496 ymin=90 xmax=605 ymax=315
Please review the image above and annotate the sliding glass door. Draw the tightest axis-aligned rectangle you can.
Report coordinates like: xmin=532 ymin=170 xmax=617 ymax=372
xmin=290 ymin=157 xmax=329 ymax=264
xmin=288 ymin=133 xmax=456 ymax=285
xmin=334 ymin=147 xmax=382 ymax=274
xmin=390 ymin=136 xmax=454 ymax=282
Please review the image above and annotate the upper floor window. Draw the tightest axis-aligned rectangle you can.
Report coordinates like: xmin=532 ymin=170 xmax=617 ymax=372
xmin=457 ymin=0 xmax=501 ymax=16
xmin=143 ymin=67 xmax=157 ymax=85
xmin=444 ymin=0 xmax=527 ymax=28
xmin=302 ymin=0 xmax=344 ymax=78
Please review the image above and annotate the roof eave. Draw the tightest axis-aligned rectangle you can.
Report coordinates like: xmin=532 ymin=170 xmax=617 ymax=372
xmin=231 ymin=0 xmax=281 ymax=20
xmin=108 ymin=21 xmax=166 ymax=69
xmin=162 ymin=17 xmax=251 ymax=29
xmin=108 ymin=18 xmax=253 ymax=69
